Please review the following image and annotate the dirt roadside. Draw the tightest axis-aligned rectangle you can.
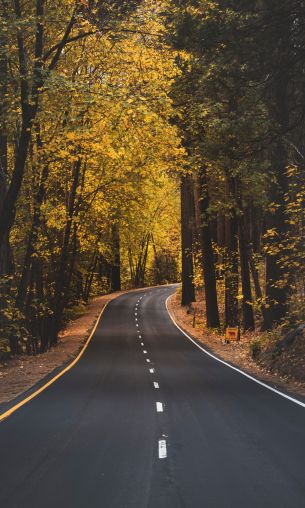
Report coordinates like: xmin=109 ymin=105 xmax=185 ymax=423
xmin=168 ymin=292 xmax=305 ymax=400
xmin=0 ymin=290 xmax=135 ymax=405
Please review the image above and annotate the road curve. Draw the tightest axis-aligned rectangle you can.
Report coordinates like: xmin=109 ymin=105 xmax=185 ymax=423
xmin=0 ymin=286 xmax=304 ymax=508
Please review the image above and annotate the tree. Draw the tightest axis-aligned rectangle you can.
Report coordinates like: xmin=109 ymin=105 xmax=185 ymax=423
xmin=180 ymin=174 xmax=195 ymax=305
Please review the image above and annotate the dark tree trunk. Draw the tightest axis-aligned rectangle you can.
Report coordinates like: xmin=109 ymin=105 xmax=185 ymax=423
xmin=0 ymin=22 xmax=15 ymax=352
xmin=235 ymin=180 xmax=255 ymax=331
xmin=0 ymin=18 xmax=13 ymax=277
xmin=263 ymin=21 xmax=291 ymax=329
xmin=181 ymin=175 xmax=195 ymax=306
xmin=224 ymin=176 xmax=239 ymax=327
xmin=110 ymin=223 xmax=121 ymax=291
xmin=98 ymin=255 xmax=111 ymax=291
xmin=238 ymin=215 xmax=255 ymax=331
xmin=49 ymin=158 xmax=81 ymax=348
xmin=197 ymin=167 xmax=220 ymax=328
xmin=63 ymin=223 xmax=78 ymax=309
xmin=152 ymin=236 xmax=162 ymax=286
xmin=133 ymin=234 xmax=150 ymax=288
xmin=16 ymin=161 xmax=49 ymax=309
xmin=264 ymin=147 xmax=290 ymax=327
xmin=247 ymin=245 xmax=268 ymax=329
xmin=0 ymin=0 xmax=45 ymax=249
xmin=83 ymin=251 xmax=99 ymax=302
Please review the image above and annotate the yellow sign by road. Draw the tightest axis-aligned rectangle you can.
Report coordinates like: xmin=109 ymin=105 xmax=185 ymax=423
xmin=225 ymin=327 xmax=240 ymax=341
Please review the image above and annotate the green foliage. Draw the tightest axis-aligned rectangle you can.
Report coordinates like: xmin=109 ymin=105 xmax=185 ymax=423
xmin=167 ymin=0 xmax=305 ymax=331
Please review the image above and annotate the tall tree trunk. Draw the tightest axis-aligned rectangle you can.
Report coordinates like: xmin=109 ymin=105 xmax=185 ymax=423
xmin=235 ymin=179 xmax=255 ymax=331
xmin=181 ymin=174 xmax=195 ymax=306
xmin=264 ymin=154 xmax=290 ymax=326
xmin=224 ymin=176 xmax=239 ymax=327
xmin=197 ymin=167 xmax=220 ymax=328
xmin=247 ymin=244 xmax=268 ymax=329
xmin=133 ymin=233 xmax=150 ymax=288
xmin=83 ymin=250 xmax=99 ymax=302
xmin=238 ymin=216 xmax=255 ymax=330
xmin=110 ymin=223 xmax=121 ymax=291
xmin=49 ymin=158 xmax=81 ymax=348
xmin=0 ymin=12 xmax=13 ymax=277
xmin=264 ymin=141 xmax=290 ymax=329
xmin=152 ymin=235 xmax=162 ymax=286
xmin=0 ymin=18 xmax=15 ymax=351
xmin=16 ymin=161 xmax=49 ymax=309
xmin=264 ymin=22 xmax=291 ymax=329
xmin=0 ymin=0 xmax=45 ymax=248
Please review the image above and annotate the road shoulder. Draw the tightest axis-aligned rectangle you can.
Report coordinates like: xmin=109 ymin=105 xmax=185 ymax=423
xmin=167 ymin=292 xmax=305 ymax=402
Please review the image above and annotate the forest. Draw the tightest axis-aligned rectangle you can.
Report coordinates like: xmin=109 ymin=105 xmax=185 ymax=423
xmin=0 ymin=0 xmax=304 ymax=360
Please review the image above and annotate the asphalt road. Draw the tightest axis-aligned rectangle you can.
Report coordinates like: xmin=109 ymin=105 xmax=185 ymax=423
xmin=0 ymin=286 xmax=305 ymax=508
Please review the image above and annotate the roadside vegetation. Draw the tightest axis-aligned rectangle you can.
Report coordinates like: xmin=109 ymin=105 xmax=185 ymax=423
xmin=170 ymin=1 xmax=305 ymax=381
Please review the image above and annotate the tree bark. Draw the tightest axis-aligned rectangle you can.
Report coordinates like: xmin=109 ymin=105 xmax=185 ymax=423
xmin=49 ymin=158 xmax=81 ymax=348
xmin=238 ymin=215 xmax=255 ymax=330
xmin=197 ymin=167 xmax=220 ymax=328
xmin=263 ymin=19 xmax=291 ymax=329
xmin=224 ymin=176 xmax=239 ymax=327
xmin=110 ymin=223 xmax=121 ymax=291
xmin=181 ymin=175 xmax=195 ymax=306
xmin=0 ymin=16 xmax=13 ymax=277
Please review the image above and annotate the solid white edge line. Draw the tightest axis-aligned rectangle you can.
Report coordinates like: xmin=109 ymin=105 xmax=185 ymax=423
xmin=156 ymin=402 xmax=163 ymax=412
xmin=165 ymin=295 xmax=305 ymax=409
xmin=158 ymin=439 xmax=167 ymax=459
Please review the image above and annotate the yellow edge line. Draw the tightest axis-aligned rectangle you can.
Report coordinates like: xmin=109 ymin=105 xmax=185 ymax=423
xmin=0 ymin=300 xmax=110 ymax=423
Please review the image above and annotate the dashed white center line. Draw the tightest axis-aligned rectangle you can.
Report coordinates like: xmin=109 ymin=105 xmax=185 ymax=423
xmin=149 ymin=368 xmax=155 ymax=374
xmin=143 ymin=350 xmax=147 ymax=354
xmin=141 ymin=342 xmax=144 ymax=346
xmin=154 ymin=382 xmax=159 ymax=389
xmin=146 ymin=358 xmax=151 ymax=363
xmin=139 ymin=335 xmax=142 ymax=338
xmin=156 ymin=402 xmax=163 ymax=412
xmin=136 ymin=323 xmax=139 ymax=327
xmin=158 ymin=440 xmax=167 ymax=459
